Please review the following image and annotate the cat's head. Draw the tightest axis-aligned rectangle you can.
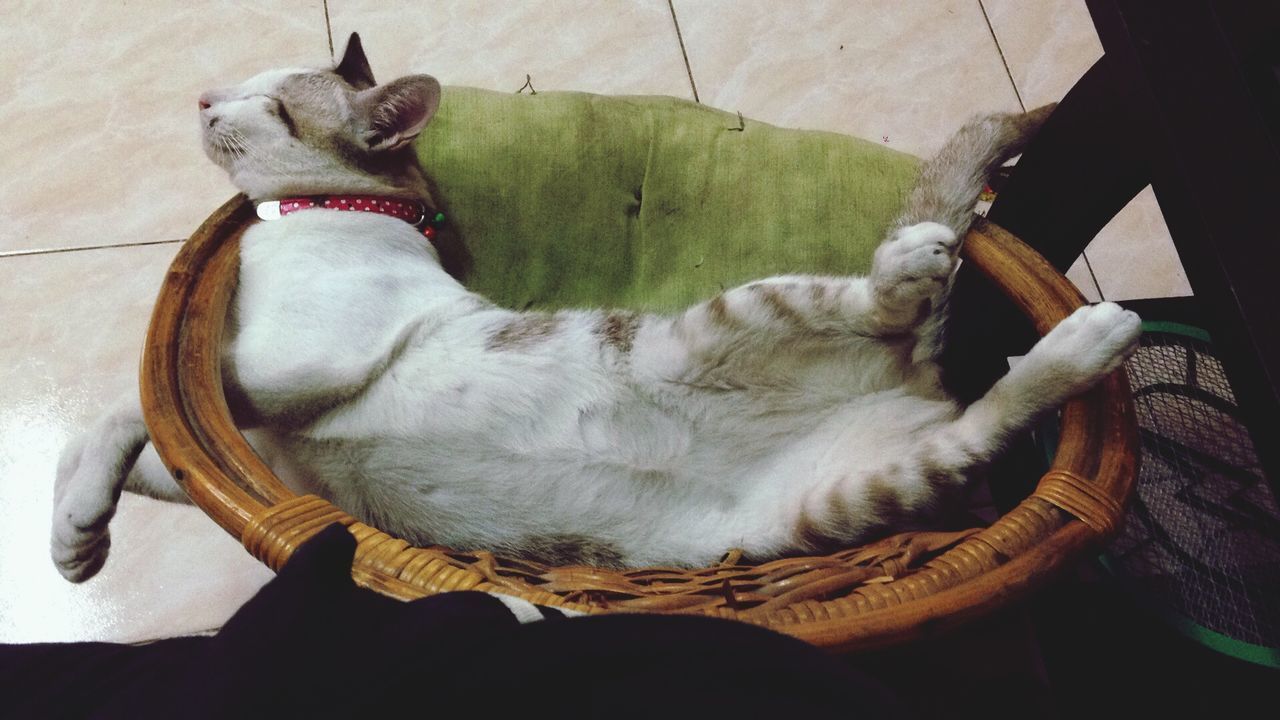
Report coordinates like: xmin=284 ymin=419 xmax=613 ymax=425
xmin=199 ymin=33 xmax=440 ymax=201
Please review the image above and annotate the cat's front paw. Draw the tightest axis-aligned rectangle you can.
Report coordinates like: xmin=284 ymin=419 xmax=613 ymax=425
xmin=50 ymin=445 xmax=116 ymax=583
xmin=50 ymin=523 xmax=112 ymax=583
xmin=871 ymin=221 xmax=960 ymax=312
xmin=1026 ymin=302 xmax=1142 ymax=394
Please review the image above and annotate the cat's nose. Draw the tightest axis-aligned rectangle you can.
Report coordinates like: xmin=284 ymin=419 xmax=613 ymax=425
xmin=198 ymin=93 xmax=213 ymax=111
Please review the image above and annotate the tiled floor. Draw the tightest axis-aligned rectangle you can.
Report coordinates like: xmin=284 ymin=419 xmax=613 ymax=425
xmin=1 ymin=0 xmax=1191 ymax=643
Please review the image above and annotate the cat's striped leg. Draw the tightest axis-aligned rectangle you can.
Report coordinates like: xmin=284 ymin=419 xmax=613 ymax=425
xmin=849 ymin=304 xmax=1141 ymax=503
xmin=643 ymin=272 xmax=926 ymax=389
xmin=695 ymin=224 xmax=957 ymax=344
xmin=947 ymin=302 xmax=1142 ymax=457
xmin=676 ymin=265 xmax=942 ymax=347
xmin=880 ymin=105 xmax=1057 ymax=361
xmin=795 ymin=303 xmax=1140 ymax=552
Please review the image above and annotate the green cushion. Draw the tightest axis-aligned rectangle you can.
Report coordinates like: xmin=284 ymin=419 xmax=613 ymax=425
xmin=416 ymin=87 xmax=921 ymax=313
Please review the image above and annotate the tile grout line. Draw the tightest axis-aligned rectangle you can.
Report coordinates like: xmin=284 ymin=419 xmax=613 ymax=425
xmin=977 ymin=2 xmax=1103 ymax=302
xmin=1080 ymin=251 xmax=1107 ymax=301
xmin=323 ymin=0 xmax=335 ymax=61
xmin=0 ymin=238 xmax=185 ymax=260
xmin=665 ymin=0 xmax=700 ymax=103
xmin=978 ymin=0 xmax=1025 ymax=112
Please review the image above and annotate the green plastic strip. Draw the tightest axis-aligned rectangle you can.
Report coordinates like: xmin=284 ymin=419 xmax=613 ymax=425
xmin=1156 ymin=606 xmax=1280 ymax=668
xmin=1096 ymin=556 xmax=1280 ymax=669
xmin=1043 ymin=320 xmax=1280 ymax=667
xmin=1141 ymin=319 xmax=1212 ymax=343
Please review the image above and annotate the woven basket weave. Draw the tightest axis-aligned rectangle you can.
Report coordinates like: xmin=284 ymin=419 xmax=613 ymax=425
xmin=140 ymin=195 xmax=1138 ymax=652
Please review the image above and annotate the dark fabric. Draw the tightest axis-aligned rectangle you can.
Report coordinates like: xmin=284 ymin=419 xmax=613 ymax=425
xmin=0 ymin=524 xmax=905 ymax=719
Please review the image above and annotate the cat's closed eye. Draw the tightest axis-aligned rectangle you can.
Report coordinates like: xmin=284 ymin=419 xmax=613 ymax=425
xmin=267 ymin=97 xmax=298 ymax=137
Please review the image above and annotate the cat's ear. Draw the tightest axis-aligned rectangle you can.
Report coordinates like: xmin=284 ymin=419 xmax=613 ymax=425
xmin=335 ymin=32 xmax=376 ymax=90
xmin=353 ymin=75 xmax=441 ymax=152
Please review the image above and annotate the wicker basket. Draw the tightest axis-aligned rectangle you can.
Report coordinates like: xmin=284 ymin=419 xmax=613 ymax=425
xmin=140 ymin=195 xmax=1138 ymax=652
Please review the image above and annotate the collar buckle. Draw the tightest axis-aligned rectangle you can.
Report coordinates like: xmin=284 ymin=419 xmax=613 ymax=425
xmin=255 ymin=200 xmax=282 ymax=221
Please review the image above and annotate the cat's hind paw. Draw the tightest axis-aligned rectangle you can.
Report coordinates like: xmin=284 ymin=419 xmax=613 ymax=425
xmin=50 ymin=521 xmax=112 ymax=583
xmin=870 ymin=221 xmax=960 ymax=315
xmin=50 ymin=446 xmax=118 ymax=583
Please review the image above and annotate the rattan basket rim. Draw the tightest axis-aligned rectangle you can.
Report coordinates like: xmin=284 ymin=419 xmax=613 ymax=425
xmin=139 ymin=195 xmax=1138 ymax=652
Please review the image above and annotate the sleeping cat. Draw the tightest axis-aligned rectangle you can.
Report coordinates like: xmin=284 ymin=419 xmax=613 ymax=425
xmin=51 ymin=34 xmax=1141 ymax=582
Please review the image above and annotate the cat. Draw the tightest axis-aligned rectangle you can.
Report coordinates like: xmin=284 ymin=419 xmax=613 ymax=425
xmin=51 ymin=33 xmax=1141 ymax=582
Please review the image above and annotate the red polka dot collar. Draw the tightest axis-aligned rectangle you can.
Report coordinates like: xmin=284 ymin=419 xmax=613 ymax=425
xmin=255 ymin=195 xmax=446 ymax=241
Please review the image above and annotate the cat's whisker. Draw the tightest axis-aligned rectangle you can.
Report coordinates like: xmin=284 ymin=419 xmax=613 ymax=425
xmin=229 ymin=133 xmax=252 ymax=161
xmin=210 ymin=129 xmax=246 ymax=160
xmin=224 ymin=130 xmax=249 ymax=158
xmin=230 ymin=131 xmax=290 ymax=171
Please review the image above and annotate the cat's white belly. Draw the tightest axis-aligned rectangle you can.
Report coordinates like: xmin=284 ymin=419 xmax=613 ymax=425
xmin=277 ymin=339 xmax=758 ymax=564
xmin=260 ymin=321 xmax=955 ymax=565
xmin=229 ymin=215 xmax=962 ymax=566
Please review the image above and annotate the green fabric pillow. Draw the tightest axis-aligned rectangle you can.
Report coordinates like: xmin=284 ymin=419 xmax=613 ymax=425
xmin=415 ymin=87 xmax=921 ymax=313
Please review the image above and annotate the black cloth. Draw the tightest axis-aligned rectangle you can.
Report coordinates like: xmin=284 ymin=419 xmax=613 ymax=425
xmin=1 ymin=524 xmax=905 ymax=718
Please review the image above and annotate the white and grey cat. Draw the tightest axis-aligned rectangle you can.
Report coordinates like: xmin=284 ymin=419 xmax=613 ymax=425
xmin=51 ymin=34 xmax=1141 ymax=582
